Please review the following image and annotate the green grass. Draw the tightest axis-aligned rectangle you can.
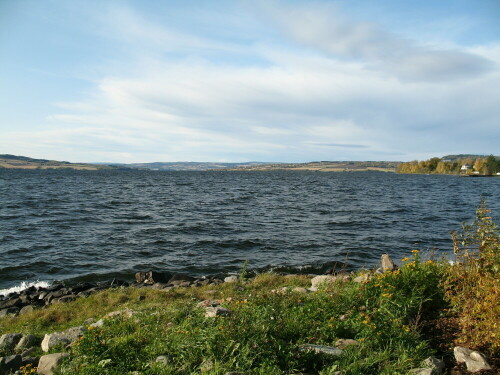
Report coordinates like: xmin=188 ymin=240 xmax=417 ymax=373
xmin=1 ymin=259 xmax=450 ymax=375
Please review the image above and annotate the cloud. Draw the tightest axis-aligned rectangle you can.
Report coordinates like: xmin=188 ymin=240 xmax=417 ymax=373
xmin=2 ymin=1 xmax=499 ymax=163
xmin=264 ymin=1 xmax=495 ymax=82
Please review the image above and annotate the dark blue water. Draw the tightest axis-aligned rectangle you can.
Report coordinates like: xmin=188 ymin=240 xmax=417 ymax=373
xmin=0 ymin=170 xmax=498 ymax=289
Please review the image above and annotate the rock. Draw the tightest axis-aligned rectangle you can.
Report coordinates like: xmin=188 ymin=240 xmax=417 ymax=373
xmin=21 ymin=348 xmax=35 ymax=358
xmin=224 ymin=275 xmax=238 ymax=283
xmin=0 ymin=354 xmax=23 ymax=375
xmin=204 ymin=306 xmax=231 ymax=318
xmin=41 ymin=326 xmax=85 ymax=352
xmin=0 ymin=307 xmax=19 ymax=318
xmin=0 ymin=333 xmax=22 ymax=352
xmin=135 ymin=271 xmax=172 ymax=284
xmin=334 ymin=339 xmax=359 ymax=349
xmin=37 ymin=353 xmax=69 ymax=375
xmin=18 ymin=305 xmax=35 ymax=316
xmin=299 ymin=344 xmax=343 ymax=356
xmin=196 ymin=300 xmax=220 ymax=308
xmin=421 ymin=356 xmax=445 ymax=374
xmin=55 ymin=295 xmax=77 ymax=303
xmin=353 ymin=273 xmax=371 ymax=283
xmin=381 ymin=254 xmax=395 ymax=272
xmin=155 ymin=355 xmax=172 ymax=364
xmin=103 ymin=309 xmax=136 ymax=319
xmin=21 ymin=356 xmax=39 ymax=367
xmin=200 ymin=359 xmax=214 ymax=372
xmin=454 ymin=346 xmax=491 ymax=373
xmin=89 ymin=319 xmax=104 ymax=328
xmin=14 ymin=335 xmax=39 ymax=352
xmin=310 ymin=275 xmax=340 ymax=289
xmin=0 ymin=298 xmax=22 ymax=310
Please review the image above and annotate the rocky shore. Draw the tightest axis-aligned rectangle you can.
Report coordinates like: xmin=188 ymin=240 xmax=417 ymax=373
xmin=0 ymin=255 xmax=497 ymax=374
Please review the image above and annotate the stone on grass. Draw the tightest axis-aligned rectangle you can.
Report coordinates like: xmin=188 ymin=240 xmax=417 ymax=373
xmin=0 ymin=307 xmax=19 ymax=318
xmin=453 ymin=346 xmax=491 ymax=372
xmin=18 ymin=305 xmax=35 ymax=316
xmin=155 ymin=355 xmax=172 ymax=365
xmin=0 ymin=333 xmax=22 ymax=352
xmin=381 ymin=254 xmax=395 ymax=272
xmin=41 ymin=326 xmax=85 ymax=352
xmin=196 ymin=300 xmax=220 ymax=308
xmin=299 ymin=344 xmax=343 ymax=356
xmin=205 ymin=306 xmax=231 ymax=318
xmin=421 ymin=356 xmax=445 ymax=373
xmin=14 ymin=334 xmax=39 ymax=352
xmin=353 ymin=273 xmax=371 ymax=283
xmin=37 ymin=353 xmax=69 ymax=375
xmin=310 ymin=275 xmax=338 ymax=289
xmin=334 ymin=339 xmax=359 ymax=349
xmin=224 ymin=275 xmax=238 ymax=283
xmin=104 ymin=309 xmax=136 ymax=319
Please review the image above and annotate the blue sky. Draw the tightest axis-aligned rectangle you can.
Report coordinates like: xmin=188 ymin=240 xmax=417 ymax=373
xmin=1 ymin=0 xmax=499 ymax=163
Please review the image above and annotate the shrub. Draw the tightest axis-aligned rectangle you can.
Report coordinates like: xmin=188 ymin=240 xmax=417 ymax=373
xmin=443 ymin=200 xmax=500 ymax=354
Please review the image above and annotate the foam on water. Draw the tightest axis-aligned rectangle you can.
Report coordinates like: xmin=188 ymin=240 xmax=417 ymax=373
xmin=0 ymin=280 xmax=51 ymax=297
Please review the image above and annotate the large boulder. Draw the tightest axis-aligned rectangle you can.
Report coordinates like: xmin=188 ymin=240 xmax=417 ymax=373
xmin=310 ymin=275 xmax=348 ymax=290
xmin=37 ymin=353 xmax=69 ymax=375
xmin=381 ymin=254 xmax=395 ymax=272
xmin=135 ymin=271 xmax=172 ymax=284
xmin=0 ymin=333 xmax=22 ymax=352
xmin=454 ymin=346 xmax=491 ymax=372
xmin=41 ymin=326 xmax=85 ymax=352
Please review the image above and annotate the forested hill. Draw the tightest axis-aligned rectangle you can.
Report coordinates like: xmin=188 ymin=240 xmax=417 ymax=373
xmin=396 ymin=155 xmax=500 ymax=175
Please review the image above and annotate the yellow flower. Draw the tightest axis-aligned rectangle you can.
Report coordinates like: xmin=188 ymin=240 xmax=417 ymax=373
xmin=411 ymin=250 xmax=420 ymax=254
xmin=401 ymin=257 xmax=410 ymax=262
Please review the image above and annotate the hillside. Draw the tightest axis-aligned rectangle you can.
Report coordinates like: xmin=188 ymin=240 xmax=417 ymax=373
xmin=228 ymin=161 xmax=400 ymax=172
xmin=0 ymin=154 xmax=122 ymax=170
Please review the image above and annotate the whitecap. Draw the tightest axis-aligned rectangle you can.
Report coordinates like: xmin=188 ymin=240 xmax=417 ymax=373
xmin=0 ymin=280 xmax=51 ymax=297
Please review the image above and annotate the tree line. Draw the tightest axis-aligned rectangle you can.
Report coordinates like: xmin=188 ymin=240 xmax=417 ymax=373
xmin=396 ymin=155 xmax=500 ymax=175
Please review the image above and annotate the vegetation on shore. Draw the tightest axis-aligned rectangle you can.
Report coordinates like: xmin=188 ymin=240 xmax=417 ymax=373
xmin=396 ymin=155 xmax=500 ymax=175
xmin=1 ymin=204 xmax=498 ymax=374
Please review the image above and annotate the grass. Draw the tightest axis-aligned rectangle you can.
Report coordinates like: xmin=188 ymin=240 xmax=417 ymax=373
xmin=1 ymin=204 xmax=498 ymax=374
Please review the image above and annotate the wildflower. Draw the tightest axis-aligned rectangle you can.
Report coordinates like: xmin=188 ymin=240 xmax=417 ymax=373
xmin=401 ymin=257 xmax=410 ymax=262
xmin=402 ymin=325 xmax=410 ymax=333
xmin=411 ymin=250 xmax=420 ymax=254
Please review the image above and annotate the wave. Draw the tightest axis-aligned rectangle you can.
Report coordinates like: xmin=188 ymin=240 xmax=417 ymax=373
xmin=0 ymin=280 xmax=51 ymax=297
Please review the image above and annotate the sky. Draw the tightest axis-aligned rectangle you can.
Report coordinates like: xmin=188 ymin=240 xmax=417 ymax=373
xmin=1 ymin=0 xmax=499 ymax=163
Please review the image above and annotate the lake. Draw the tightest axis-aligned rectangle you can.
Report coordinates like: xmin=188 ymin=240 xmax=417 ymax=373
xmin=1 ymin=169 xmax=498 ymax=291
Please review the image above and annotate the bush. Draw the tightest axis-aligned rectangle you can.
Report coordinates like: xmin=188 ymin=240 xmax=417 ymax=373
xmin=443 ymin=200 xmax=500 ymax=355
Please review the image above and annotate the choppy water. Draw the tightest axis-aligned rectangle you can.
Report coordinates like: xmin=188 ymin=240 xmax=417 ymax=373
xmin=0 ymin=169 xmax=498 ymax=290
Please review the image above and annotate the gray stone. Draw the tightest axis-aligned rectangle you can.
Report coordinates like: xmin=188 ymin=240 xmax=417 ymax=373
xmin=381 ymin=254 xmax=395 ymax=272
xmin=310 ymin=275 xmax=338 ymax=289
xmin=20 ymin=348 xmax=35 ymax=358
xmin=334 ymin=339 xmax=359 ymax=349
xmin=204 ymin=306 xmax=231 ymax=318
xmin=37 ymin=353 xmax=69 ymax=375
xmin=155 ymin=355 xmax=172 ymax=364
xmin=0 ymin=354 xmax=22 ymax=375
xmin=224 ymin=275 xmax=238 ymax=283
xmin=353 ymin=273 xmax=371 ymax=283
xmin=89 ymin=319 xmax=104 ymax=328
xmin=421 ymin=356 xmax=445 ymax=374
xmin=0 ymin=333 xmax=22 ymax=352
xmin=41 ymin=326 xmax=85 ymax=352
xmin=18 ymin=305 xmax=35 ymax=316
xmin=453 ymin=346 xmax=491 ymax=373
xmin=196 ymin=300 xmax=220 ymax=308
xmin=0 ymin=307 xmax=19 ymax=318
xmin=14 ymin=335 xmax=39 ymax=352
xmin=299 ymin=344 xmax=343 ymax=356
